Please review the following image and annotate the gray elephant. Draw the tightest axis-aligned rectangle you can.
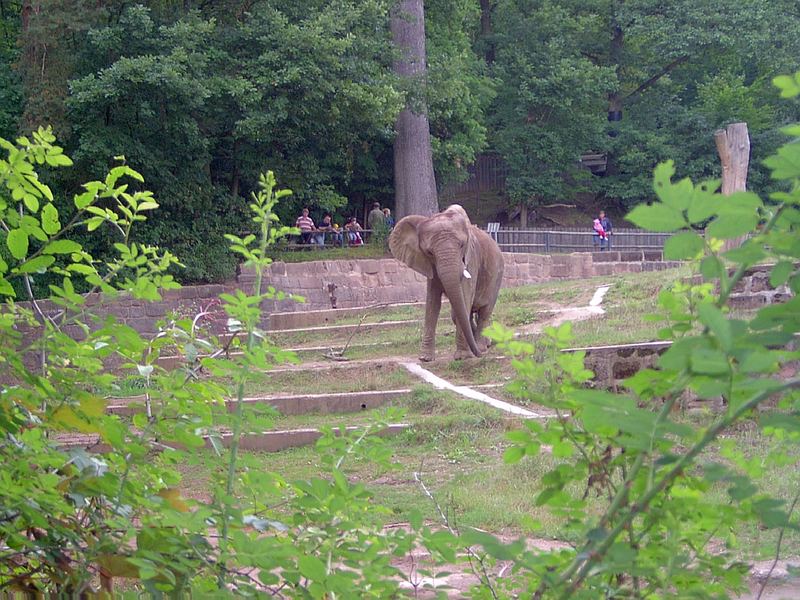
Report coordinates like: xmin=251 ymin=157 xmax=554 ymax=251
xmin=389 ymin=204 xmax=504 ymax=361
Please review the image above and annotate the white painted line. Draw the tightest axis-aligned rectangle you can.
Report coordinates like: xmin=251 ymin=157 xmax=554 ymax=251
xmin=401 ymin=362 xmax=545 ymax=419
xmin=589 ymin=284 xmax=611 ymax=307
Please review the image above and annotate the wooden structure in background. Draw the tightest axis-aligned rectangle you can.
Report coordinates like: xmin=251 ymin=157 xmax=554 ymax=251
xmin=439 ymin=153 xmax=509 ymax=200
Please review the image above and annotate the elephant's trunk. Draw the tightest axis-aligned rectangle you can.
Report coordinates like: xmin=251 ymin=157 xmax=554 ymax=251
xmin=437 ymin=249 xmax=482 ymax=358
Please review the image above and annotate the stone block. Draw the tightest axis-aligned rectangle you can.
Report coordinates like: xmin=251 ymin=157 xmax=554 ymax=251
xmin=593 ymin=264 xmax=615 ymax=276
xmin=586 ymin=359 xmax=610 ymax=385
xmin=126 ymin=317 xmax=155 ymax=335
xmin=619 ymin=250 xmax=643 ymax=262
xmin=358 ymin=259 xmax=380 ymax=275
xmin=269 ymin=261 xmax=287 ymax=277
xmin=284 ymin=261 xmax=310 ymax=276
xmin=612 ymin=359 xmax=641 ymax=380
xmin=770 ymin=293 xmax=794 ymax=305
xmin=550 ymin=264 xmax=571 ymax=278
xmin=591 ymin=251 xmax=620 ymax=263
xmin=144 ymin=302 xmax=170 ymax=318
xmin=750 ymin=273 xmax=771 ymax=293
xmin=626 ymin=263 xmax=643 ymax=273
xmin=728 ymin=294 xmax=767 ymax=310
xmin=731 ymin=278 xmax=749 ymax=294
xmin=643 ymin=250 xmax=663 ymax=261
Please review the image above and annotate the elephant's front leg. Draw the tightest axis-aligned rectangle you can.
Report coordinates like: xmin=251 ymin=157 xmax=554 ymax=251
xmin=420 ymin=278 xmax=443 ymax=362
xmin=473 ymin=305 xmax=494 ymax=353
xmin=453 ymin=305 xmax=476 ymax=360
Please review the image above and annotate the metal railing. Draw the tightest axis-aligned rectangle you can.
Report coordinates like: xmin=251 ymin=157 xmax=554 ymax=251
xmin=285 ymin=228 xmax=380 ymax=249
xmin=489 ymin=226 xmax=671 ymax=253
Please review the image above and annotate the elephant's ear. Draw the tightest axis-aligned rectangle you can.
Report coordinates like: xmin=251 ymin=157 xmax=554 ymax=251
xmin=389 ymin=215 xmax=434 ymax=278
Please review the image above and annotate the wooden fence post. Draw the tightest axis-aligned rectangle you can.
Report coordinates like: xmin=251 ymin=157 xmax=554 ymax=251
xmin=714 ymin=122 xmax=750 ymax=250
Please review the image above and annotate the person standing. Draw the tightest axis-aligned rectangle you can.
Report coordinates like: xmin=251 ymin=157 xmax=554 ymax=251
xmin=383 ymin=207 xmax=395 ymax=229
xmin=367 ymin=202 xmax=385 ymax=239
xmin=599 ymin=210 xmax=612 ymax=250
xmin=593 ymin=210 xmax=613 ymax=251
xmin=317 ymin=213 xmax=342 ymax=247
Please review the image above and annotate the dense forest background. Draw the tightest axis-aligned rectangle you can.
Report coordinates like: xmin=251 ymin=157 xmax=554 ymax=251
xmin=1 ymin=0 xmax=798 ymax=282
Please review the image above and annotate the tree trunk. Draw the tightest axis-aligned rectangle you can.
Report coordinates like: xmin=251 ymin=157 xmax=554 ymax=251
xmin=479 ymin=0 xmax=495 ymax=64
xmin=714 ymin=122 xmax=750 ymax=251
xmin=714 ymin=122 xmax=749 ymax=195
xmin=391 ymin=0 xmax=438 ymax=219
xmin=230 ymin=138 xmax=240 ymax=197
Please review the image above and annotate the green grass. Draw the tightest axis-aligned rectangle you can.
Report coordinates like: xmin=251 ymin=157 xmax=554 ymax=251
xmin=242 ymin=363 xmax=413 ymax=396
xmin=568 ymin=269 xmax=688 ymax=346
xmin=266 ymin=268 xmax=689 ymax=362
xmin=168 ymin=264 xmax=800 ymax=572
xmin=175 ymin=379 xmax=800 ymax=562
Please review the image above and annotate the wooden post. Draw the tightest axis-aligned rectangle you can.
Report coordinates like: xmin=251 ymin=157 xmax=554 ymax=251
xmin=714 ymin=122 xmax=750 ymax=195
xmin=714 ymin=122 xmax=750 ymax=250
xmin=520 ymin=205 xmax=528 ymax=228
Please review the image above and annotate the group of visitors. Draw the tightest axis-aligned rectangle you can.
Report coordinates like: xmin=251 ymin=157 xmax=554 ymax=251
xmin=367 ymin=202 xmax=395 ymax=231
xmin=294 ymin=202 xmax=395 ymax=248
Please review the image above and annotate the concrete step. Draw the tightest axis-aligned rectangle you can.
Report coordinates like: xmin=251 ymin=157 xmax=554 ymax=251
xmin=55 ymin=423 xmax=410 ymax=454
xmin=271 ymin=319 xmax=421 ymax=338
xmin=268 ymin=302 xmax=427 ymax=330
xmin=106 ymin=388 xmax=412 ymax=416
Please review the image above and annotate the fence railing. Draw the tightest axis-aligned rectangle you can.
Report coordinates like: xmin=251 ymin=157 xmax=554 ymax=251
xmin=490 ymin=227 xmax=671 ymax=253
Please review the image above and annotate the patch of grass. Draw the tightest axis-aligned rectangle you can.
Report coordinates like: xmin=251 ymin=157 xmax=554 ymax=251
xmin=331 ymin=304 xmax=423 ymax=326
xmin=568 ymin=267 xmax=689 ymax=346
xmin=243 ymin=363 xmax=412 ymax=396
xmin=430 ymin=357 xmax=514 ymax=386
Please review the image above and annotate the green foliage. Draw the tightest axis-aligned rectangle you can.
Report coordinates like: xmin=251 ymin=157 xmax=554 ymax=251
xmin=485 ymin=0 xmax=800 ymax=211
xmin=461 ymin=74 xmax=800 ymax=597
xmin=0 ymin=134 xmax=418 ymax=594
xmin=489 ymin=0 xmax=615 ymax=205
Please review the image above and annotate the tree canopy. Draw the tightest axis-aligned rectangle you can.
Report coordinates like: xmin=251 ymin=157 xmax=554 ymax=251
xmin=0 ymin=0 xmax=797 ymax=280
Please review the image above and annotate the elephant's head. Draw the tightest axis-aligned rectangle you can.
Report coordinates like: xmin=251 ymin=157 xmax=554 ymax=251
xmin=389 ymin=204 xmax=482 ymax=357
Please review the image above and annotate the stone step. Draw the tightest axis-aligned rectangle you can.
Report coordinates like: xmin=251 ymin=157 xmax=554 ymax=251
xmin=268 ymin=301 xmax=429 ymax=330
xmin=106 ymin=388 xmax=412 ymax=416
xmin=55 ymin=423 xmax=410 ymax=454
xmin=270 ymin=319 xmax=421 ymax=338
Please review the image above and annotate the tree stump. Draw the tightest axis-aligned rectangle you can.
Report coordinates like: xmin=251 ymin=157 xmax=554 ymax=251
xmin=714 ymin=122 xmax=750 ymax=250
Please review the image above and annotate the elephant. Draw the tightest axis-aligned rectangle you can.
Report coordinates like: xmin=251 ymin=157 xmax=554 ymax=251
xmin=389 ymin=204 xmax=504 ymax=362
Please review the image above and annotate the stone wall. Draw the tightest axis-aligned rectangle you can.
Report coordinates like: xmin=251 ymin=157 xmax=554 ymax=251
xmin=11 ymin=254 xmax=790 ymax=339
xmin=567 ymin=341 xmax=671 ymax=390
xmin=242 ymin=250 xmax=681 ymax=315
xmin=728 ymin=264 xmax=794 ymax=310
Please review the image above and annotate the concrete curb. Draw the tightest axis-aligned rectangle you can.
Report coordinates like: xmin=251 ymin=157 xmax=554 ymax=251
xmin=56 ymin=423 xmax=410 ymax=454
xmin=106 ymin=389 xmax=412 ymax=416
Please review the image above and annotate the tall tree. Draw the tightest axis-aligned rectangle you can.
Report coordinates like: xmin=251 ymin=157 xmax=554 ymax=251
xmin=0 ymin=0 xmax=22 ymax=139
xmin=391 ymin=0 xmax=438 ymax=218
xmin=489 ymin=0 xmax=614 ymax=208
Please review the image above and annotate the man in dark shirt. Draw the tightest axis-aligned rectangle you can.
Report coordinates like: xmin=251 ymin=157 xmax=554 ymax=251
xmin=367 ymin=202 xmax=385 ymax=240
